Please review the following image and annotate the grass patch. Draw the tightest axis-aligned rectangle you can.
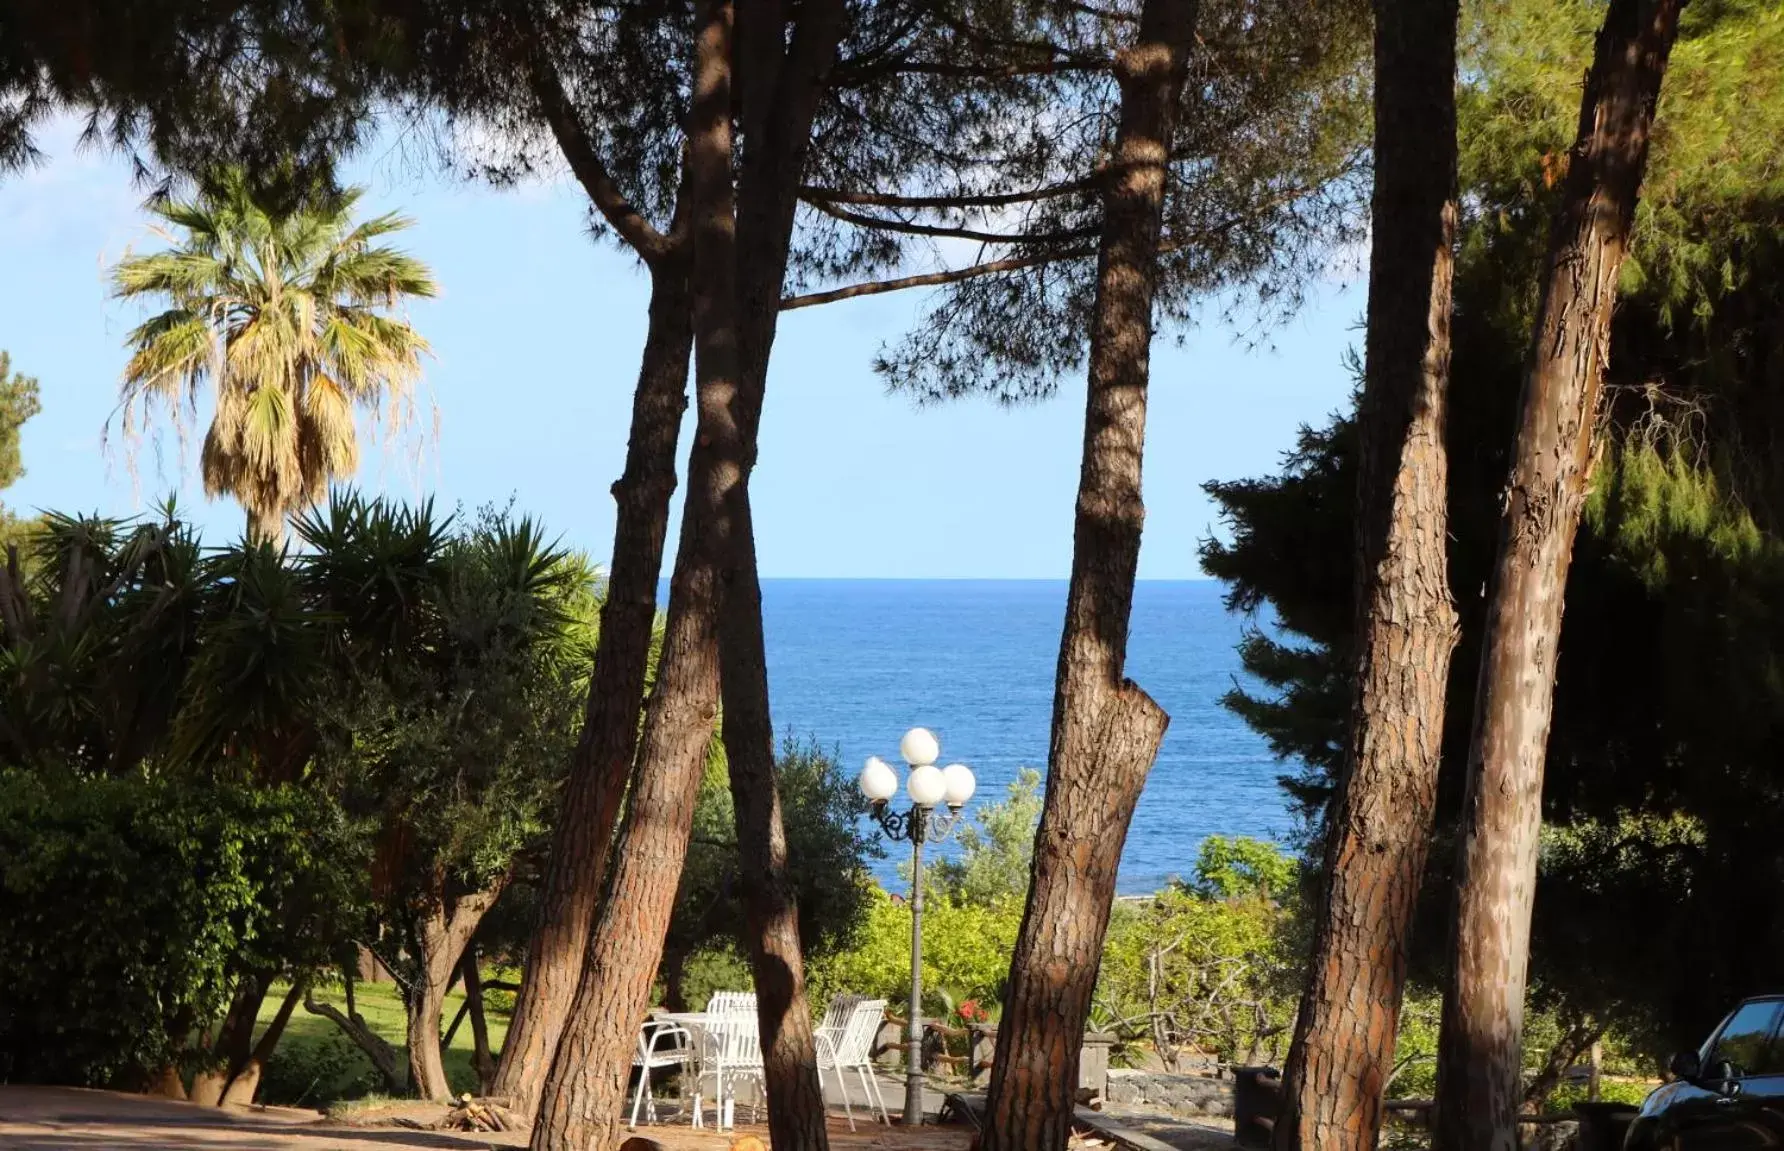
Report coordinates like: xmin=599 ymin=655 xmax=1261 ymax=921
xmin=257 ymin=976 xmax=510 ymax=1108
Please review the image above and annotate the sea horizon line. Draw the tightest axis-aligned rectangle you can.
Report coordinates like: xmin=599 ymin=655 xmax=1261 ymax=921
xmin=651 ymin=575 xmax=1224 ymax=584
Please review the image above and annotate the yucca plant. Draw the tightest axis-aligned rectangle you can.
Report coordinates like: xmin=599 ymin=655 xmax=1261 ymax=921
xmin=112 ymin=172 xmax=437 ymax=543
xmin=0 ymin=506 xmax=205 ymax=772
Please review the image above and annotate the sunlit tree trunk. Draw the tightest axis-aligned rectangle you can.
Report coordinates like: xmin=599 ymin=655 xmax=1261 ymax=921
xmin=1271 ymin=0 xmax=1460 ymax=1148
xmin=407 ymin=877 xmax=508 ymax=1101
xmin=460 ymin=953 xmax=497 ymax=1091
xmin=488 ymin=254 xmax=693 ymax=1116
xmin=190 ymin=976 xmax=268 ymax=1106
xmin=528 ymin=5 xmax=745 ymax=1146
xmin=720 ymin=2 xmax=845 ymax=1147
xmin=980 ymin=2 xmax=1194 ymax=1147
xmin=220 ymin=979 xmax=306 ymax=1106
xmin=1433 ymin=3 xmax=1682 ymax=1148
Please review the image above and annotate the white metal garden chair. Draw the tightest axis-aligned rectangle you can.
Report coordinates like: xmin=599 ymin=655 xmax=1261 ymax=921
xmin=706 ymin=989 xmax=757 ymax=1015
xmin=691 ymin=997 xmax=764 ymax=1131
xmin=816 ymin=992 xmax=863 ymax=1044
xmin=814 ymin=996 xmax=890 ymax=1130
xmin=629 ymin=1019 xmax=695 ymax=1129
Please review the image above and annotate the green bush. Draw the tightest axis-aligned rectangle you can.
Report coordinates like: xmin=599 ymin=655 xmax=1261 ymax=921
xmin=0 ymin=769 xmax=361 ymax=1087
xmin=932 ymin=768 xmax=1042 ymax=908
xmin=659 ymin=739 xmax=880 ymax=1008
xmin=679 ymin=946 xmax=755 ymax=1011
xmin=259 ymin=1029 xmax=383 ymax=1107
xmin=810 ymin=886 xmax=1023 ymax=1014
xmin=1388 ymin=986 xmax=1443 ymax=1099
xmin=1547 ymin=1078 xmax=1655 ymax=1111
xmin=1095 ymin=838 xmax=1303 ymax=1068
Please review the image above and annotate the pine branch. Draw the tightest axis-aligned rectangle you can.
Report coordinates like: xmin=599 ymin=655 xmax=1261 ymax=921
xmin=808 ymin=198 xmax=1096 ymax=245
xmin=799 ymin=177 xmax=1094 ymax=210
xmin=835 ymin=57 xmax=1108 ymax=85
xmin=781 ymin=247 xmax=1095 ymax=310
xmin=525 ymin=57 xmax=674 ymax=265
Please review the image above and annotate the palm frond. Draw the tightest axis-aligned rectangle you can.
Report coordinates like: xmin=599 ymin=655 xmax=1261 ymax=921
xmin=112 ymin=169 xmax=437 ymax=537
xmin=120 ymin=310 xmax=217 ymax=404
xmin=298 ymin=374 xmax=361 ymax=499
xmin=322 ymin=246 xmax=440 ymax=305
xmin=112 ymin=250 xmax=232 ymax=300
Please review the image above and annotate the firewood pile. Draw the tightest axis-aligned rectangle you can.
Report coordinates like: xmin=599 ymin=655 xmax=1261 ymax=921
xmin=429 ymin=1093 xmax=525 ymax=1132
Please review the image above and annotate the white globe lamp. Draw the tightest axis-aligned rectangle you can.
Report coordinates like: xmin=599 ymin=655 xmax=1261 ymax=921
xmin=907 ymin=763 xmax=947 ymax=808
xmin=859 ymin=756 xmax=899 ymax=803
xmin=900 ymin=726 xmax=940 ymax=767
xmin=942 ymin=763 xmax=977 ymax=808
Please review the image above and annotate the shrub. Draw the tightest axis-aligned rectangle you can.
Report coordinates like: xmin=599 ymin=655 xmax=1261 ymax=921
xmin=259 ymin=1030 xmax=382 ymax=1107
xmin=1094 ymin=839 xmax=1303 ymax=1069
xmin=0 ymin=769 xmax=362 ymax=1087
xmin=810 ymin=886 xmax=1023 ymax=1015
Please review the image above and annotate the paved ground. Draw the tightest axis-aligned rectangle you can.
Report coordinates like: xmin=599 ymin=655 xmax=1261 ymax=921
xmin=0 ymin=1085 xmax=1228 ymax=1151
xmin=0 ymin=1086 xmax=972 ymax=1151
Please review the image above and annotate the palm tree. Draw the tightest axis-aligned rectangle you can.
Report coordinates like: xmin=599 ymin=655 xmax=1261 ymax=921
xmin=113 ymin=172 xmax=438 ymax=543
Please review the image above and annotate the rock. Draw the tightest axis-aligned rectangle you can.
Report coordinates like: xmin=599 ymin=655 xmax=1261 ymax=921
xmin=1103 ymin=1069 xmax=1236 ymax=1120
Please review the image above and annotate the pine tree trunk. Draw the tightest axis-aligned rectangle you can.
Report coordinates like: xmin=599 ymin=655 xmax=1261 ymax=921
xmin=720 ymin=3 xmax=846 ymax=1149
xmin=528 ymin=6 xmax=744 ymax=1147
xmin=980 ymin=3 xmax=1192 ymax=1147
xmin=1432 ymin=3 xmax=1681 ymax=1149
xmin=719 ymin=520 xmax=832 ymax=1147
xmin=1271 ymin=1 xmax=1460 ymax=1148
xmin=489 ymin=254 xmax=693 ymax=1118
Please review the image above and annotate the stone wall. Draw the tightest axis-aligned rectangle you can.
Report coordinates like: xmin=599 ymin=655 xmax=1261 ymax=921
xmin=1103 ymin=1069 xmax=1235 ymax=1119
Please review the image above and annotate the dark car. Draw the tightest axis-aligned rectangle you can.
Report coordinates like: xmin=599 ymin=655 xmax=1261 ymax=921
xmin=1626 ymin=995 xmax=1784 ymax=1150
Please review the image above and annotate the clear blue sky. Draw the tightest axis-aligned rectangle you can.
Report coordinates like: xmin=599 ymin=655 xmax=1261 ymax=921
xmin=1 ymin=116 xmax=1361 ymax=579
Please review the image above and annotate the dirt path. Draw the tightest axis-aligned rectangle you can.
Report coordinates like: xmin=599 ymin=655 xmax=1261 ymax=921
xmin=0 ymin=1086 xmax=973 ymax=1151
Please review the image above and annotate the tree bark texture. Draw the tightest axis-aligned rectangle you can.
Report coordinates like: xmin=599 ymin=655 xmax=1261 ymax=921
xmin=489 ymin=33 xmax=699 ymax=1114
xmin=721 ymin=3 xmax=846 ymax=1148
xmin=1271 ymin=1 xmax=1460 ymax=1148
xmin=463 ymin=954 xmax=498 ymax=1091
xmin=1432 ymin=4 xmax=1681 ymax=1150
xmin=489 ymin=256 xmax=693 ymax=1117
xmin=220 ymin=978 xmax=305 ymax=1107
xmin=407 ymin=879 xmax=508 ymax=1101
xmin=190 ymin=976 xmax=268 ymax=1106
xmin=980 ymin=3 xmax=1192 ymax=1147
xmin=528 ymin=6 xmax=744 ymax=1147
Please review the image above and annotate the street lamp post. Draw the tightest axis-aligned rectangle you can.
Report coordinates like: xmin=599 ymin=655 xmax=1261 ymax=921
xmin=858 ymin=727 xmax=976 ymax=1127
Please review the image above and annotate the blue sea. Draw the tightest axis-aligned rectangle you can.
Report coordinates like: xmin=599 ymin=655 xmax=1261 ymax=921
xmin=754 ymin=579 xmax=1298 ymax=895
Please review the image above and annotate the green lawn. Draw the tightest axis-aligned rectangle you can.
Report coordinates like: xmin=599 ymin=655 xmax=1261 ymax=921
xmin=256 ymin=978 xmax=511 ymax=1108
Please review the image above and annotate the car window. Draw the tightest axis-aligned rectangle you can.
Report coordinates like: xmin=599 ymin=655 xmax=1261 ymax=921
xmin=1707 ymin=1001 xmax=1784 ymax=1077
